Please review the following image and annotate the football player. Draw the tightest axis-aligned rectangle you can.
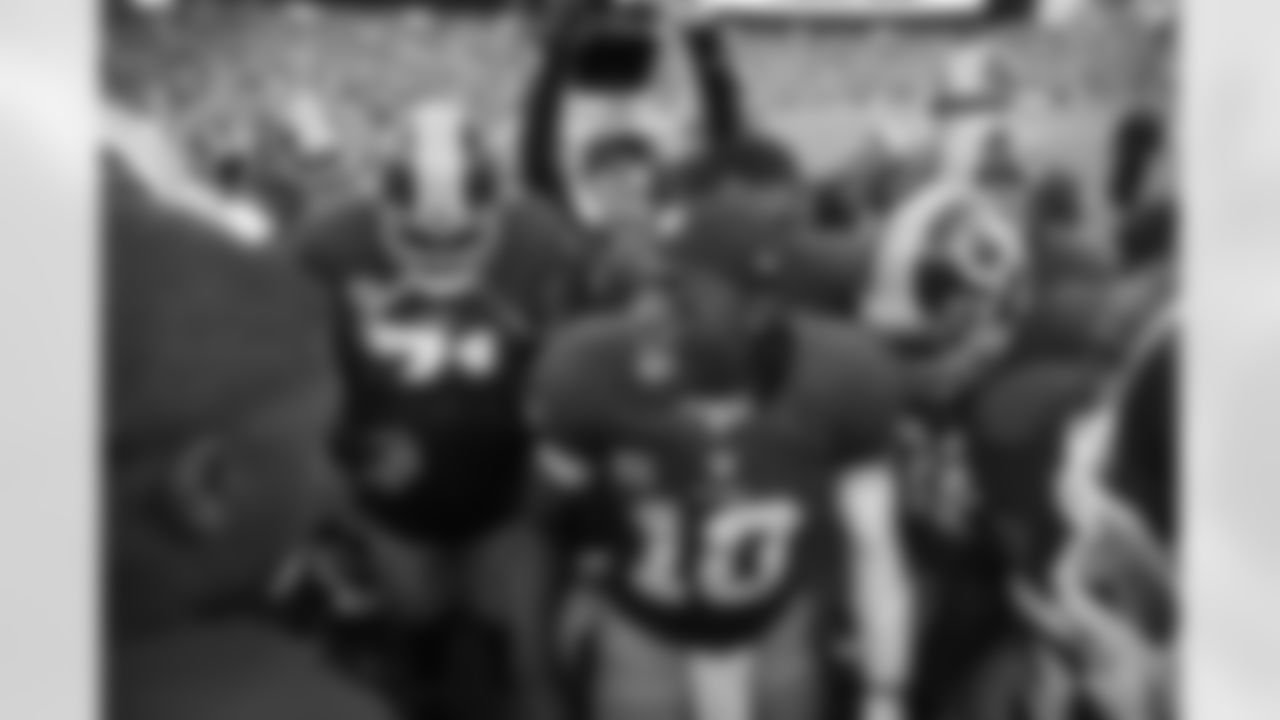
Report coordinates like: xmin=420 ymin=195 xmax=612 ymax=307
xmin=106 ymin=172 xmax=392 ymax=720
xmin=861 ymin=44 xmax=1028 ymax=363
xmin=1042 ymin=306 xmax=1175 ymax=720
xmin=905 ymin=190 xmax=1174 ymax=720
xmin=527 ymin=197 xmax=916 ymax=720
xmin=854 ymin=48 xmax=1036 ymax=558
xmin=959 ymin=300 xmax=1176 ymax=720
xmin=290 ymin=99 xmax=583 ymax=717
xmin=849 ymin=48 xmax=1056 ymax=720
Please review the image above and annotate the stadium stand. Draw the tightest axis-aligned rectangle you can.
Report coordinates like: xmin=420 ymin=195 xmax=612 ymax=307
xmin=106 ymin=1 xmax=1169 ymax=229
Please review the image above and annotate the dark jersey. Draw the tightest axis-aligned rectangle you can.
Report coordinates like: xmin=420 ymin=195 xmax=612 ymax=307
xmin=111 ymin=623 xmax=392 ymax=720
xmin=961 ymin=358 xmax=1107 ymax=585
xmin=1111 ymin=328 xmax=1177 ymax=546
xmin=529 ymin=312 xmax=902 ymax=648
xmin=298 ymin=200 xmax=582 ymax=545
xmin=962 ymin=334 xmax=1176 ymax=645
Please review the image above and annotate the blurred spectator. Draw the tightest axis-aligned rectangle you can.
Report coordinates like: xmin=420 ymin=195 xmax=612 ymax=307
xmin=106 ymin=169 xmax=392 ymax=720
xmin=1015 ymin=172 xmax=1118 ymax=361
xmin=574 ymin=130 xmax=665 ymax=230
xmin=520 ymin=1 xmax=746 ymax=212
xmin=1028 ymin=171 xmax=1108 ymax=274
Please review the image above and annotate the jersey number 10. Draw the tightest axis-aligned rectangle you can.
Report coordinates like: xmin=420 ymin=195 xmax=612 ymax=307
xmin=631 ymin=498 xmax=804 ymax=608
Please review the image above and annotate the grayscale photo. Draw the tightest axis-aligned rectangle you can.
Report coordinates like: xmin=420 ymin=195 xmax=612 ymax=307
xmin=102 ymin=0 xmax=1176 ymax=719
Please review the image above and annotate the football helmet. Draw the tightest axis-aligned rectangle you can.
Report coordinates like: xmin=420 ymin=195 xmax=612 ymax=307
xmin=378 ymin=99 xmax=502 ymax=296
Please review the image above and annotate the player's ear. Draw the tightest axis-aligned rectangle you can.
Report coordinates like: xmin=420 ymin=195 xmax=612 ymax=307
xmin=167 ymin=436 xmax=243 ymax=540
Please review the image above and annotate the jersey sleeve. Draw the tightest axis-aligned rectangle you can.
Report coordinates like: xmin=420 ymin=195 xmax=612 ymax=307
xmin=527 ymin=320 xmax=626 ymax=555
xmin=527 ymin=320 xmax=610 ymax=493
xmin=821 ymin=328 xmax=907 ymax=468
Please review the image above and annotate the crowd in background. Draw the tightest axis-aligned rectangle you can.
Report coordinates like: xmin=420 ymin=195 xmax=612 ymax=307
xmin=104 ymin=0 xmax=1169 ymax=233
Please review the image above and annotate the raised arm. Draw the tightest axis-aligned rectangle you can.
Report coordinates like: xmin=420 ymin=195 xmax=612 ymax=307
xmin=520 ymin=7 xmax=585 ymax=206
xmin=684 ymin=18 xmax=748 ymax=147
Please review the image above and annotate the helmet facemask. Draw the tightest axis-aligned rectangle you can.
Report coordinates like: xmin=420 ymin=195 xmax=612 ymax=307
xmin=378 ymin=106 xmax=503 ymax=299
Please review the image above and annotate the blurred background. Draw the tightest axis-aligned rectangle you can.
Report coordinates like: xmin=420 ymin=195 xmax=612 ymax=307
xmin=103 ymin=0 xmax=1172 ymax=243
